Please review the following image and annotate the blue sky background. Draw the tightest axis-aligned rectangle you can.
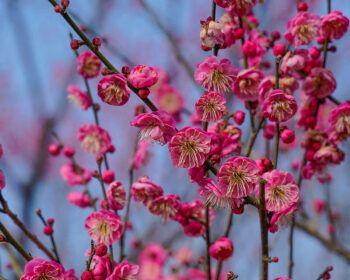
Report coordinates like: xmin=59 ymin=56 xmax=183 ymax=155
xmin=0 ymin=0 xmax=350 ymax=279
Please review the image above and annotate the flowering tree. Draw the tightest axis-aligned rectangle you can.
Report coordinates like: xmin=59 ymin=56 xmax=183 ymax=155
xmin=1 ymin=0 xmax=350 ymax=279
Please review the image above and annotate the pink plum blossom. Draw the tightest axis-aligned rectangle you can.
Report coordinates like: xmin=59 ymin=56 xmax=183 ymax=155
xmin=77 ymin=51 xmax=101 ymax=79
xmin=194 ymin=56 xmax=237 ymax=93
xmin=66 ymin=85 xmax=92 ymax=110
xmin=85 ymin=210 xmax=122 ymax=246
xmin=128 ymin=65 xmax=159 ymax=89
xmin=131 ymin=111 xmax=176 ymax=145
xmin=78 ymin=124 xmax=112 ymax=157
xmin=169 ymin=127 xmax=211 ymax=168
xmin=195 ymin=91 xmax=227 ymax=122
xmin=97 ymin=74 xmax=130 ymax=106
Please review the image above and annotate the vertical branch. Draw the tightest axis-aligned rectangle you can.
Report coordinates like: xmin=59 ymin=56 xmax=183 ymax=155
xmin=273 ymin=122 xmax=280 ymax=168
xmin=258 ymin=181 xmax=268 ymax=280
xmin=205 ymin=206 xmax=212 ymax=280
xmin=0 ymin=192 xmax=56 ymax=260
xmin=119 ymin=167 xmax=134 ymax=262
xmin=35 ymin=210 xmax=61 ymax=263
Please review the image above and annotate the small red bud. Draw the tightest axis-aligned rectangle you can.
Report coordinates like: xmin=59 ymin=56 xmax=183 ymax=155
xmin=272 ymin=256 xmax=279 ymax=263
xmin=323 ymin=272 xmax=331 ymax=279
xmin=233 ymin=111 xmax=245 ymax=125
xmin=297 ymin=2 xmax=308 ymax=12
xmin=309 ymin=46 xmax=321 ymax=59
xmin=94 ymin=243 xmax=108 ymax=257
xmin=242 ymin=41 xmax=257 ymax=57
xmin=92 ymin=37 xmax=102 ymax=47
xmin=281 ymin=129 xmax=295 ymax=144
xmin=61 ymin=0 xmax=70 ymax=8
xmin=273 ymin=43 xmax=286 ymax=57
xmin=63 ymin=146 xmax=75 ymax=158
xmin=271 ymin=31 xmax=281 ymax=40
xmin=48 ymin=144 xmax=61 ymax=156
xmin=70 ymin=39 xmax=80 ymax=50
xmin=92 ymin=170 xmax=99 ymax=178
xmin=47 ymin=218 xmax=55 ymax=225
xmin=102 ymin=170 xmax=115 ymax=184
xmin=327 ymin=266 xmax=334 ymax=272
xmin=329 ymin=46 xmax=337 ymax=53
xmin=108 ymin=145 xmax=116 ymax=153
xmin=317 ymin=36 xmax=326 ymax=45
xmin=122 ymin=66 xmax=131 ymax=76
xmin=305 ymin=150 xmax=315 ymax=161
xmin=201 ymin=44 xmax=211 ymax=52
xmin=81 ymin=271 xmax=93 ymax=280
xmin=43 ymin=225 xmax=54 ymax=235
xmin=139 ymin=88 xmax=150 ymax=99
xmin=54 ymin=5 xmax=62 ymax=13
xmin=233 ymin=28 xmax=244 ymax=40
xmin=0 ymin=234 xmax=6 ymax=242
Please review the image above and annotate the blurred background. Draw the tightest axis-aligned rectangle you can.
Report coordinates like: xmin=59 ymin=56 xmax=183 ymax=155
xmin=0 ymin=0 xmax=350 ymax=279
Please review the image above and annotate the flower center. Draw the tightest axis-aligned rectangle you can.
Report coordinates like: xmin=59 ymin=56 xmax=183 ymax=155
xmin=105 ymin=85 xmax=123 ymax=103
xmin=82 ymin=134 xmax=101 ymax=154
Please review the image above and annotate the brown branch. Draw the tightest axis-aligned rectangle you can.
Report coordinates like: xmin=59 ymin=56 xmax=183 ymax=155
xmin=204 ymin=206 xmax=212 ymax=280
xmin=35 ymin=210 xmax=61 ymax=263
xmin=295 ymin=221 xmax=350 ymax=263
xmin=0 ymin=192 xmax=56 ymax=260
xmin=258 ymin=181 xmax=269 ymax=280
xmin=0 ymin=222 xmax=32 ymax=261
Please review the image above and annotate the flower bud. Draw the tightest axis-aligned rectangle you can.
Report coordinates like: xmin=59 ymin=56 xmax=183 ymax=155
xmin=43 ymin=225 xmax=54 ymax=236
xmin=281 ymin=129 xmax=295 ymax=144
xmin=273 ymin=43 xmax=286 ymax=57
xmin=63 ymin=147 xmax=75 ymax=158
xmin=233 ymin=111 xmax=245 ymax=125
xmin=94 ymin=243 xmax=108 ymax=257
xmin=48 ymin=144 xmax=61 ymax=156
xmin=81 ymin=271 xmax=93 ymax=280
xmin=102 ymin=170 xmax=115 ymax=184
xmin=297 ymin=2 xmax=308 ymax=12
xmin=139 ymin=88 xmax=150 ymax=99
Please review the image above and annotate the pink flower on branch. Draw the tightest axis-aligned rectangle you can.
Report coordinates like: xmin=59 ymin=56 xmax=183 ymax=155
xmin=97 ymin=74 xmax=131 ymax=106
xmin=262 ymin=90 xmax=298 ymax=123
xmin=262 ymin=170 xmax=299 ymax=212
xmin=78 ymin=124 xmax=112 ymax=157
xmin=66 ymin=85 xmax=92 ymax=110
xmin=131 ymin=176 xmax=163 ymax=206
xmin=194 ymin=56 xmax=237 ymax=93
xmin=218 ymin=156 xmax=259 ymax=198
xmin=20 ymin=258 xmax=65 ymax=280
xmin=169 ymin=127 xmax=211 ymax=169
xmin=106 ymin=181 xmax=126 ymax=211
xmin=128 ymin=65 xmax=159 ymax=89
xmin=85 ymin=210 xmax=122 ymax=246
xmin=195 ymin=91 xmax=227 ymax=122
xmin=131 ymin=111 xmax=176 ymax=145
xmin=321 ymin=11 xmax=349 ymax=41
xmin=77 ymin=51 xmax=101 ymax=79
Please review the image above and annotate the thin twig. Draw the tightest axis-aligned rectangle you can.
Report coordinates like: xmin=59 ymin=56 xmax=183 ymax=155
xmin=35 ymin=210 xmax=61 ymax=263
xmin=205 ymin=206 xmax=212 ymax=280
xmin=0 ymin=222 xmax=32 ymax=261
xmin=0 ymin=192 xmax=56 ymax=260
xmin=258 ymin=181 xmax=269 ymax=280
